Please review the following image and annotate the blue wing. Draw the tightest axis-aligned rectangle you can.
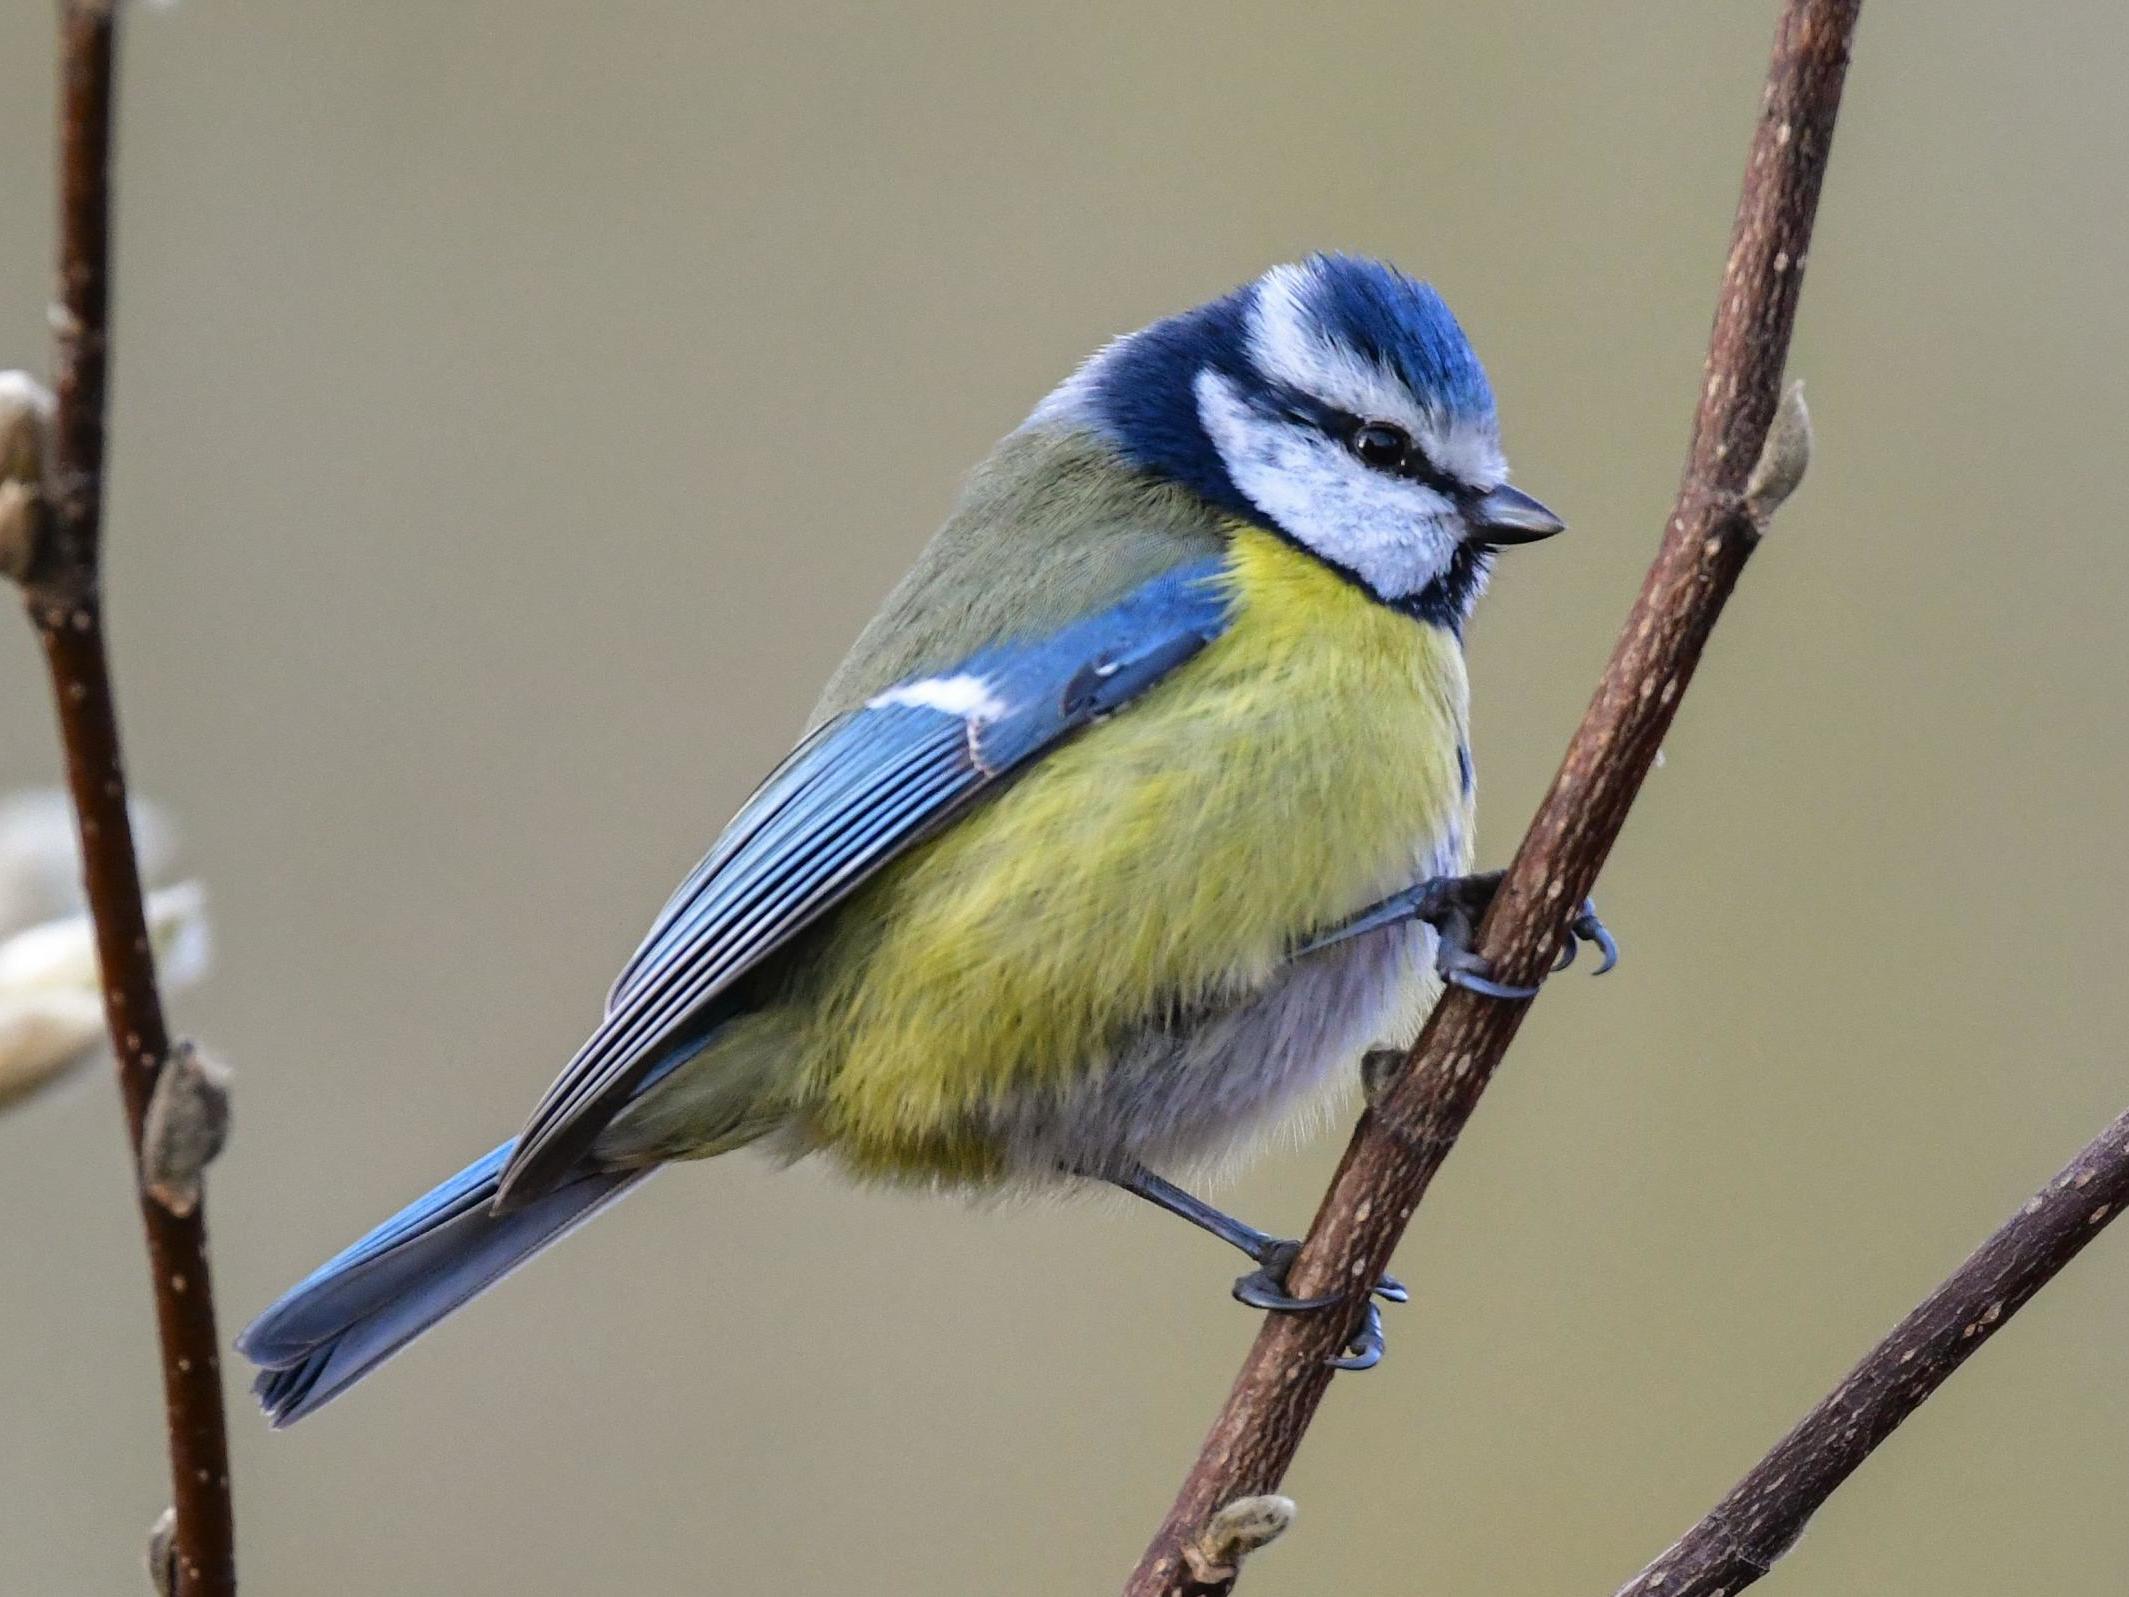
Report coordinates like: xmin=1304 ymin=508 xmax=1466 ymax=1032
xmin=494 ymin=556 xmax=1233 ymax=1203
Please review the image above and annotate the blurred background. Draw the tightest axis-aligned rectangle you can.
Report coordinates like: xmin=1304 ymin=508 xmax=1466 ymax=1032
xmin=3 ymin=3 xmax=2126 ymax=1592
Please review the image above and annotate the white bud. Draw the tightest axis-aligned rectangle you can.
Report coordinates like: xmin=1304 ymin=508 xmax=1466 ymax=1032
xmin=0 ymin=788 xmax=180 ymax=940
xmin=146 ymin=1506 xmax=176 ymax=1597
xmin=0 ymin=371 xmax=53 ymax=583
xmin=0 ymin=880 xmax=211 ymax=1110
xmin=0 ymin=371 xmax=52 ymax=484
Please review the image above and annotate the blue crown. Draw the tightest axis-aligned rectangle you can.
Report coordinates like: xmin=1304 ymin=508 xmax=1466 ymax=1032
xmin=1062 ymin=255 xmax=1496 ymax=520
xmin=1294 ymin=253 xmax=1495 ymax=422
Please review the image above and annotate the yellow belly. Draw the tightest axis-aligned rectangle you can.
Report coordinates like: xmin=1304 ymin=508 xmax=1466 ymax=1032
xmin=606 ymin=529 xmax=1474 ymax=1183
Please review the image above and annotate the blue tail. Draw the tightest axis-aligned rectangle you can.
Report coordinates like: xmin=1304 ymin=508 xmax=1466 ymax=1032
xmin=237 ymin=1140 xmax=650 ymax=1426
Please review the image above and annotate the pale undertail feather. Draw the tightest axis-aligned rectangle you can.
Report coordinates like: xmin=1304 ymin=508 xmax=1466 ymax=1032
xmin=237 ymin=1140 xmax=651 ymax=1426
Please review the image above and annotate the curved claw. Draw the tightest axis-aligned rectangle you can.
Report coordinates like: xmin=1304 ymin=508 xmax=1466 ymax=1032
xmin=1575 ymin=899 xmax=1620 ymax=975
xmin=1434 ymin=888 xmax=1616 ymax=999
xmin=1423 ymin=878 xmax=1539 ymax=1001
xmin=1447 ymin=965 xmax=1541 ymax=1001
xmin=1233 ymin=1265 xmax=1341 ymax=1313
xmin=1234 ymin=1242 xmax=1406 ymax=1317
xmin=1327 ymin=1302 xmax=1385 ymax=1371
xmin=1233 ymin=1242 xmax=1340 ymax=1311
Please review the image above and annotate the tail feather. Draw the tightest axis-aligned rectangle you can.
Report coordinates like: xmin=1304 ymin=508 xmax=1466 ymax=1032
xmin=238 ymin=1139 xmax=650 ymax=1426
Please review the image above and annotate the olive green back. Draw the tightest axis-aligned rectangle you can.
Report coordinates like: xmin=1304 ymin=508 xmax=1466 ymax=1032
xmin=809 ymin=428 xmax=1230 ymax=725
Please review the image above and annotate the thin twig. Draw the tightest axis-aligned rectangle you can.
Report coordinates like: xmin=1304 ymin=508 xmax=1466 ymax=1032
xmin=1126 ymin=2 xmax=1862 ymax=1589
xmin=18 ymin=6 xmax=239 ymax=1594
xmin=1616 ymin=1107 xmax=2129 ymax=1595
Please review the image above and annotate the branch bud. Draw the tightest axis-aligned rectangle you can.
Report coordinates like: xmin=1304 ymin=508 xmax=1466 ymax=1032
xmin=1182 ymin=1495 xmax=1296 ymax=1586
xmin=140 ymin=1038 xmax=232 ymax=1216
xmin=1744 ymin=380 xmax=1812 ymax=528
xmin=0 ymin=371 xmax=54 ymax=583
xmin=146 ymin=1506 xmax=176 ymax=1596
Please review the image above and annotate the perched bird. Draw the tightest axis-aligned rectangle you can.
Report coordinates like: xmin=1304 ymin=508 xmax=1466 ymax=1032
xmin=241 ymin=254 xmax=1610 ymax=1424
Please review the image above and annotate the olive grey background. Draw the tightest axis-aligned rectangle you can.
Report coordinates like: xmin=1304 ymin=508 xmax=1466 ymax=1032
xmin=3 ymin=4 xmax=2126 ymax=1593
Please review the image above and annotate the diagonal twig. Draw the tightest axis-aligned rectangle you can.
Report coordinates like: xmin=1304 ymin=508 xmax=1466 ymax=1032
xmin=1127 ymin=1 xmax=1862 ymax=1589
xmin=1616 ymin=1105 xmax=2129 ymax=1596
xmin=11 ymin=5 xmax=239 ymax=1594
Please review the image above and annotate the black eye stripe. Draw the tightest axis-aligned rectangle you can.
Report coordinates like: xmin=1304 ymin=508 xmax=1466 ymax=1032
xmin=1247 ymin=387 xmax=1470 ymax=498
xmin=1350 ymin=421 xmax=1410 ymax=470
xmin=1333 ymin=412 xmax=1462 ymax=496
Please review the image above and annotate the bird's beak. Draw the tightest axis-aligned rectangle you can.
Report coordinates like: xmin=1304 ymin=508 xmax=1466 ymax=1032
xmin=1467 ymin=484 xmax=1565 ymax=547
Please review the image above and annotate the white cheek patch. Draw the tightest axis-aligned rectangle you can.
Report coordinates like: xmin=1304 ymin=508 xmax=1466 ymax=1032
xmin=1196 ymin=370 xmax=1459 ymax=602
xmin=868 ymin=674 xmax=1006 ymax=720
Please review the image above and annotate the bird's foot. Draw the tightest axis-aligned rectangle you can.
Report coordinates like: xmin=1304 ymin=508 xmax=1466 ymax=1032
xmin=1548 ymin=897 xmax=1620 ymax=977
xmin=1231 ymin=1239 xmax=1405 ymax=1371
xmin=1401 ymin=870 xmax=1618 ymax=1001
xmin=1104 ymin=1165 xmax=1405 ymax=1370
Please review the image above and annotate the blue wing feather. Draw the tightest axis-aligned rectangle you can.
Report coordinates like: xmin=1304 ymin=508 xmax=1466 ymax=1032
xmin=239 ymin=554 xmax=1233 ymax=1422
xmin=238 ymin=1143 xmax=650 ymax=1423
xmin=606 ymin=717 xmax=844 ymax=1014
xmin=496 ymin=556 xmax=1233 ymax=1202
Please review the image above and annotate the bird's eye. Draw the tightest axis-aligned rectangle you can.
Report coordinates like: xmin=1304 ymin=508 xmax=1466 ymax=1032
xmin=1349 ymin=422 xmax=1411 ymax=471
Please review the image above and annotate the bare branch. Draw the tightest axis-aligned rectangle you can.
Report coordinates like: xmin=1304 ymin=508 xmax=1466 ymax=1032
xmin=1616 ymin=1108 xmax=2129 ymax=1596
xmin=8 ymin=5 xmax=240 ymax=1592
xmin=1127 ymin=2 xmax=1863 ymax=1589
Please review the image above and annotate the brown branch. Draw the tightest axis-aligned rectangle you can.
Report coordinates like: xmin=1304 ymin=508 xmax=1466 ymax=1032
xmin=13 ymin=6 xmax=240 ymax=1594
xmin=1618 ymin=1106 xmax=2129 ymax=1594
xmin=1127 ymin=2 xmax=1862 ymax=1590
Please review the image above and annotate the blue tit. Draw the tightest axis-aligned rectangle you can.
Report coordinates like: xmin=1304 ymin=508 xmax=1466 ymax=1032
xmin=240 ymin=253 xmax=1608 ymax=1422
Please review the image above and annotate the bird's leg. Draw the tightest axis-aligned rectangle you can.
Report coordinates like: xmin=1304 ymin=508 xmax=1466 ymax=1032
xmin=1105 ymin=1163 xmax=1404 ymax=1371
xmin=1293 ymin=869 xmax=1618 ymax=1000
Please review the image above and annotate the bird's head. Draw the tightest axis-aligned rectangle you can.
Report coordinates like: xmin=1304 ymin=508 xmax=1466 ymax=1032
xmin=1031 ymin=254 xmax=1561 ymax=628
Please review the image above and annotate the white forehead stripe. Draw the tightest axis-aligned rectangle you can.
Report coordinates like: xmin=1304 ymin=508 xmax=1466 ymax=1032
xmin=1421 ymin=417 xmax=1507 ymax=489
xmin=869 ymin=674 xmax=1006 ymax=721
xmin=1248 ymin=265 xmax=1432 ymax=437
xmin=1247 ymin=264 xmax=1508 ymax=490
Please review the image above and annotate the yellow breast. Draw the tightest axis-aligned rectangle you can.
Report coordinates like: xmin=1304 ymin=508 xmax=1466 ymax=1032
xmin=777 ymin=527 xmax=1474 ymax=1178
